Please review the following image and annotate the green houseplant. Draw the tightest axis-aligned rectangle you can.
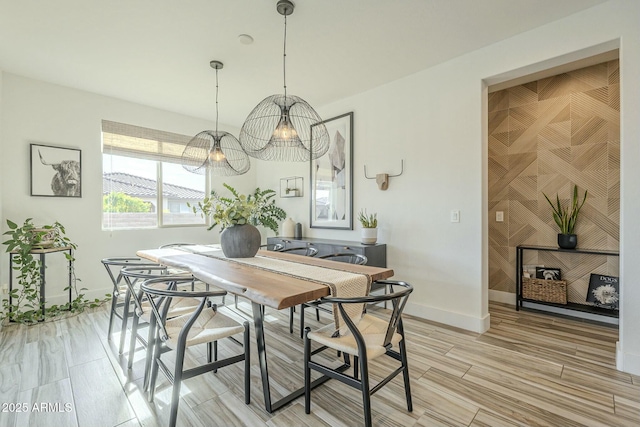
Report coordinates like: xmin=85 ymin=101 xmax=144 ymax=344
xmin=2 ymin=218 xmax=106 ymax=324
xmin=543 ymin=184 xmax=588 ymax=249
xmin=358 ymin=209 xmax=378 ymax=245
xmin=190 ymin=183 xmax=286 ymax=257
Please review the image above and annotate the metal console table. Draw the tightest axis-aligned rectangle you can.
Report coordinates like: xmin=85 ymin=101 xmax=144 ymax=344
xmin=516 ymin=245 xmax=620 ymax=318
xmin=9 ymin=246 xmax=73 ymax=319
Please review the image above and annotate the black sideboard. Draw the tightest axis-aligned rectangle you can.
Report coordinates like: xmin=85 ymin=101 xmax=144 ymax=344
xmin=266 ymin=237 xmax=387 ymax=267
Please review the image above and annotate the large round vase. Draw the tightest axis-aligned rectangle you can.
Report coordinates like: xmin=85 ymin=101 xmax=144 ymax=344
xmin=220 ymin=224 xmax=261 ymax=258
xmin=557 ymin=233 xmax=577 ymax=249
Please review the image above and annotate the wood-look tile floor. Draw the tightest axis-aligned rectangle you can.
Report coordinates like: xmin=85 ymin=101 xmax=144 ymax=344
xmin=1 ymin=301 xmax=638 ymax=427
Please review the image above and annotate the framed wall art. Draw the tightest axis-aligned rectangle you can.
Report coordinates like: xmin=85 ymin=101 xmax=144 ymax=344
xmin=310 ymin=112 xmax=353 ymax=229
xmin=30 ymin=143 xmax=82 ymax=197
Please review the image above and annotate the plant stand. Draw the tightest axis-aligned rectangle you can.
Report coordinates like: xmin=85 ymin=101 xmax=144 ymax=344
xmin=9 ymin=246 xmax=73 ymax=321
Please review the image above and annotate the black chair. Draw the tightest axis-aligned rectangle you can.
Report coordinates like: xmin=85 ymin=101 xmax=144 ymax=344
xmin=142 ymin=277 xmax=250 ymax=427
xmin=303 ymin=280 xmax=413 ymax=427
xmin=299 ymin=253 xmax=368 ymax=337
xmin=101 ymin=257 xmax=159 ymax=351
xmin=279 ymin=246 xmax=319 ymax=257
xmin=277 ymin=246 xmax=319 ymax=333
xmin=120 ymin=266 xmax=198 ymax=386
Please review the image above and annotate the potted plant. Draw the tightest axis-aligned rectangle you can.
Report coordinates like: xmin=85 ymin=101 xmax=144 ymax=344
xmin=190 ymin=183 xmax=286 ymax=257
xmin=358 ymin=209 xmax=378 ymax=245
xmin=543 ymin=184 xmax=588 ymax=249
xmin=2 ymin=218 xmax=106 ymax=324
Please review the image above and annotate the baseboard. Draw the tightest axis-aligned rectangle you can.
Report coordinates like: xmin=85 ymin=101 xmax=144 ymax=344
xmin=404 ymin=301 xmax=490 ymax=334
xmin=489 ymin=289 xmax=516 ymax=305
xmin=617 ymin=341 xmax=640 ymax=376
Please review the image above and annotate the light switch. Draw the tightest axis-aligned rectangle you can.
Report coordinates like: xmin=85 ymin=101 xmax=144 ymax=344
xmin=496 ymin=211 xmax=504 ymax=222
xmin=451 ymin=210 xmax=460 ymax=223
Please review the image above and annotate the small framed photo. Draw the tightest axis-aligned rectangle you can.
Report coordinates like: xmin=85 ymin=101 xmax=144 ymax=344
xmin=536 ymin=267 xmax=561 ymax=281
xmin=30 ymin=143 xmax=82 ymax=197
xmin=587 ymin=274 xmax=619 ymax=309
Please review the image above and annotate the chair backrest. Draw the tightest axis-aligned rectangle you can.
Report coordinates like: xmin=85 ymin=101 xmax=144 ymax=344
xmin=259 ymin=243 xmax=284 ymax=251
xmin=318 ymin=252 xmax=368 ymax=265
xmin=101 ymin=257 xmax=159 ymax=290
xmin=158 ymin=243 xmax=196 ymax=248
xmin=140 ymin=277 xmax=227 ymax=342
xmin=120 ymin=266 xmax=190 ymax=315
xmin=323 ymin=280 xmax=413 ymax=349
xmin=279 ymin=246 xmax=319 ymax=257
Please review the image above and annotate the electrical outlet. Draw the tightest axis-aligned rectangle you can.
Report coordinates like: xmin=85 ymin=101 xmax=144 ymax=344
xmin=451 ymin=210 xmax=460 ymax=223
xmin=496 ymin=211 xmax=504 ymax=222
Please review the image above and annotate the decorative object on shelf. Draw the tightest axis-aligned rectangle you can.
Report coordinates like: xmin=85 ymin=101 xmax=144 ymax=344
xmin=181 ymin=61 xmax=250 ymax=176
xmin=294 ymin=222 xmax=302 ymax=239
xmin=189 ymin=183 xmax=286 ymax=258
xmin=587 ymin=274 xmax=619 ymax=310
xmin=280 ymin=176 xmax=303 ymax=198
xmin=2 ymin=218 xmax=107 ymax=324
xmin=310 ymin=112 xmax=354 ymax=230
xmin=30 ymin=143 xmax=81 ymax=198
xmin=535 ymin=267 xmax=561 ymax=280
xmin=358 ymin=209 xmax=378 ymax=245
xmin=543 ymin=184 xmax=588 ymax=249
xmin=522 ymin=277 xmax=568 ymax=304
xmin=364 ymin=159 xmax=404 ymax=190
xmin=282 ymin=218 xmax=295 ymax=238
xmin=239 ymin=0 xmax=329 ymax=162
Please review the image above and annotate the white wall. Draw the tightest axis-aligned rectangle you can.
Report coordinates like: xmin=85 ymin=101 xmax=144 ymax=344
xmin=256 ymin=0 xmax=640 ymax=374
xmin=0 ymin=74 xmax=256 ymax=301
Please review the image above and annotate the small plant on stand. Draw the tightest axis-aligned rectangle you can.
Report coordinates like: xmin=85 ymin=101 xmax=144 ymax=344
xmin=2 ymin=218 xmax=108 ymax=325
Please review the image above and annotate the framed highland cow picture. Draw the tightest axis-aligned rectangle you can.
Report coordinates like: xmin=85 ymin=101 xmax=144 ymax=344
xmin=30 ymin=143 xmax=82 ymax=197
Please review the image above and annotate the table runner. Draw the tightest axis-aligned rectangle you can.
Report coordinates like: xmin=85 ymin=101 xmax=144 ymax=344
xmin=168 ymin=244 xmax=370 ymax=332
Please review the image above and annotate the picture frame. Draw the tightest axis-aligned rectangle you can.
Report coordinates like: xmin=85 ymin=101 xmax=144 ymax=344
xmin=30 ymin=143 xmax=82 ymax=198
xmin=310 ymin=112 xmax=353 ymax=229
xmin=535 ymin=267 xmax=561 ymax=280
xmin=586 ymin=273 xmax=619 ymax=310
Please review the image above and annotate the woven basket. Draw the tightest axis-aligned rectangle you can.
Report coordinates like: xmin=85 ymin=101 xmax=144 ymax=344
xmin=522 ymin=277 xmax=568 ymax=304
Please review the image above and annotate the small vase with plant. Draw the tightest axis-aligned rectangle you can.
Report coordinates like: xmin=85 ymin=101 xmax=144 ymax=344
xmin=358 ymin=209 xmax=378 ymax=245
xmin=543 ymin=184 xmax=588 ymax=249
xmin=190 ymin=183 xmax=286 ymax=257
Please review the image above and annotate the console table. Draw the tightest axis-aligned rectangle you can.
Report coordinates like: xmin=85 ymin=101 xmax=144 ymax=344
xmin=516 ymin=245 xmax=619 ymax=318
xmin=9 ymin=246 xmax=73 ymax=319
xmin=266 ymin=237 xmax=387 ymax=267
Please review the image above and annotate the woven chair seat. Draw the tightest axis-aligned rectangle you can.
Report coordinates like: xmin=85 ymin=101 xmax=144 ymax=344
xmin=139 ymin=296 xmax=200 ymax=323
xmin=308 ymin=314 xmax=402 ymax=359
xmin=164 ymin=309 xmax=245 ymax=349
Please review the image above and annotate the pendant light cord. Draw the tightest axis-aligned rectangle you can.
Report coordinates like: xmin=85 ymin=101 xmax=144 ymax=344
xmin=282 ymin=14 xmax=288 ymax=101
xmin=215 ymin=67 xmax=219 ymax=135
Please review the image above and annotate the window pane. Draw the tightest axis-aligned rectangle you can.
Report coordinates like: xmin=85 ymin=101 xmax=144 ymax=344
xmin=161 ymin=162 xmax=206 ymax=226
xmin=103 ymin=154 xmax=158 ymax=229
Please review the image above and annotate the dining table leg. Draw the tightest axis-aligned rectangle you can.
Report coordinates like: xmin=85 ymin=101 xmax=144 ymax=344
xmin=251 ymin=301 xmax=349 ymax=413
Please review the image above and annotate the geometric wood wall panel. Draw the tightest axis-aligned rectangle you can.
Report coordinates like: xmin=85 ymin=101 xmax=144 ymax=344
xmin=488 ymin=60 xmax=620 ymax=299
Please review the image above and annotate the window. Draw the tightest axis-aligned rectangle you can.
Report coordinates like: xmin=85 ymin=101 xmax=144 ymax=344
xmin=102 ymin=120 xmax=207 ymax=230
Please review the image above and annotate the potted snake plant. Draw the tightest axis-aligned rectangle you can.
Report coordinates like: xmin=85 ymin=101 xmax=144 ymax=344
xmin=543 ymin=184 xmax=588 ymax=249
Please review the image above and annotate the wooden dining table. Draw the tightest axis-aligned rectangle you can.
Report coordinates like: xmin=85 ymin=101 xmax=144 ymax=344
xmin=137 ymin=246 xmax=394 ymax=412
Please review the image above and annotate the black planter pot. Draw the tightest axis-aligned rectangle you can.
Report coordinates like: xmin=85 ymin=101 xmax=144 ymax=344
xmin=557 ymin=233 xmax=577 ymax=249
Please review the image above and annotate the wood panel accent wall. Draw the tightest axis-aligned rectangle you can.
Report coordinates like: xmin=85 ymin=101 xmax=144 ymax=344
xmin=488 ymin=60 xmax=620 ymax=303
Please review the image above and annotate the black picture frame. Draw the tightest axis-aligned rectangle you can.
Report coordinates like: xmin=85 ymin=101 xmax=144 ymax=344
xmin=586 ymin=273 xmax=619 ymax=310
xmin=310 ymin=112 xmax=353 ymax=229
xmin=30 ymin=143 xmax=82 ymax=198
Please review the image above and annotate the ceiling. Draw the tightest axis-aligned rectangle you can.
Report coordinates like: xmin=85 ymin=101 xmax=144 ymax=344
xmin=0 ymin=0 xmax=608 ymax=127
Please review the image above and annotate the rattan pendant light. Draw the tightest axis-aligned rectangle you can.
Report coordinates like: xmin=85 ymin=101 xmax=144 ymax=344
xmin=181 ymin=61 xmax=250 ymax=175
xmin=239 ymin=0 xmax=329 ymax=162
